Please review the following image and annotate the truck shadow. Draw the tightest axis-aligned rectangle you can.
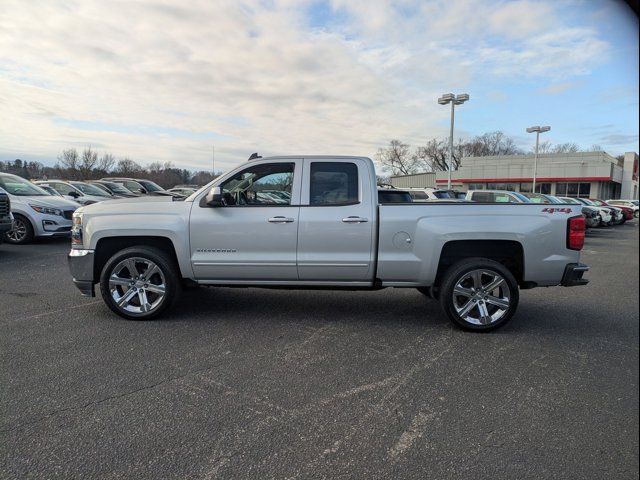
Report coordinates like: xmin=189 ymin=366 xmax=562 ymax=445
xmin=164 ymin=287 xmax=450 ymax=330
xmin=160 ymin=286 xmax=610 ymax=337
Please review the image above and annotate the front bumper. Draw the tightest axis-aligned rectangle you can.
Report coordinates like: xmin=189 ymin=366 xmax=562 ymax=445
xmin=561 ymin=263 xmax=589 ymax=287
xmin=0 ymin=216 xmax=13 ymax=234
xmin=68 ymin=249 xmax=96 ymax=297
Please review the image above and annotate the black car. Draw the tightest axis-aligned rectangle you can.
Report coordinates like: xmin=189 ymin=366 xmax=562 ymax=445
xmin=89 ymin=180 xmax=140 ymax=198
xmin=101 ymin=178 xmax=186 ymax=199
xmin=378 ymin=189 xmax=412 ymax=203
xmin=0 ymin=190 xmax=12 ymax=244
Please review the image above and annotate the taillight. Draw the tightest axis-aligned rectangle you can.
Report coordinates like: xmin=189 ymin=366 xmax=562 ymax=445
xmin=567 ymin=215 xmax=585 ymax=251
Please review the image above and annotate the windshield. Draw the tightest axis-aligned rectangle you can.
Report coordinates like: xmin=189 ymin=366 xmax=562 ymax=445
xmin=560 ymin=197 xmax=581 ymax=205
xmin=514 ymin=192 xmax=531 ymax=202
xmin=71 ymin=182 xmax=111 ymax=197
xmin=544 ymin=195 xmax=563 ymax=204
xmin=0 ymin=174 xmax=50 ymax=196
xmin=40 ymin=185 xmax=61 ymax=196
xmin=99 ymin=182 xmax=132 ymax=194
xmin=579 ymin=198 xmax=595 ymax=206
xmin=138 ymin=180 xmax=164 ymax=192
xmin=432 ymin=190 xmax=453 ymax=199
xmin=524 ymin=194 xmax=546 ymax=203
xmin=589 ymin=199 xmax=605 ymax=206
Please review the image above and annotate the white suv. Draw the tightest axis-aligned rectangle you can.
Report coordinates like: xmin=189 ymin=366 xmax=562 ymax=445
xmin=0 ymin=173 xmax=80 ymax=244
xmin=465 ymin=190 xmax=531 ymax=203
xmin=34 ymin=180 xmax=110 ymax=205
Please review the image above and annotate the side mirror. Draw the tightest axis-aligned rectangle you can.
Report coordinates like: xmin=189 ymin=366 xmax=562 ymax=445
xmin=68 ymin=191 xmax=80 ymax=198
xmin=204 ymin=186 xmax=223 ymax=207
xmin=138 ymin=188 xmax=147 ymax=194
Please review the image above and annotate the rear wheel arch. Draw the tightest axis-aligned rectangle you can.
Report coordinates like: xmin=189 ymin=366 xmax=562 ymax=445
xmin=434 ymin=240 xmax=525 ymax=288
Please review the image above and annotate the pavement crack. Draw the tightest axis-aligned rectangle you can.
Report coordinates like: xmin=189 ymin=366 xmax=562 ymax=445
xmin=2 ymin=365 xmax=216 ymax=436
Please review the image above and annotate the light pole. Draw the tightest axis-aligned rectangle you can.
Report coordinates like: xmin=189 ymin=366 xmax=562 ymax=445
xmin=526 ymin=125 xmax=550 ymax=192
xmin=438 ymin=93 xmax=469 ymax=189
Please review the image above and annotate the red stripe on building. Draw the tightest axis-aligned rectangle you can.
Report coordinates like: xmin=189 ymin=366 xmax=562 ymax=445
xmin=435 ymin=176 xmax=613 ymax=184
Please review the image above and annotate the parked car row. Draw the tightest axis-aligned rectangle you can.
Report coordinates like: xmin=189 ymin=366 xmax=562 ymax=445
xmin=1 ymin=169 xmax=636 ymax=245
xmin=0 ymin=172 xmax=205 ymax=244
xmin=378 ymin=186 xmax=637 ymax=230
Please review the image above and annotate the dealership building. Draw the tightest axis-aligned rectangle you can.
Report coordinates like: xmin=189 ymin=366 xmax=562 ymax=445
xmin=390 ymin=151 xmax=639 ymax=199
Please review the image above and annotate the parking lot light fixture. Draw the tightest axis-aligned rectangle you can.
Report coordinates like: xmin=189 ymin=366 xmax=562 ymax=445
xmin=438 ymin=93 xmax=469 ymax=189
xmin=526 ymin=125 xmax=551 ymax=192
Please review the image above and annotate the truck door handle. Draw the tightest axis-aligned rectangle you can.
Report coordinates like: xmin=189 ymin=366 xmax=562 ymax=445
xmin=342 ymin=216 xmax=368 ymax=223
xmin=268 ymin=216 xmax=295 ymax=223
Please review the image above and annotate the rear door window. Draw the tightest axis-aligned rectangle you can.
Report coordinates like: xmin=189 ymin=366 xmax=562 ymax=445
xmin=309 ymin=162 xmax=358 ymax=205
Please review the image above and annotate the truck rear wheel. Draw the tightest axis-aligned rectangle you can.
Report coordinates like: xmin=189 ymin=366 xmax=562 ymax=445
xmin=99 ymin=246 xmax=182 ymax=320
xmin=438 ymin=258 xmax=519 ymax=332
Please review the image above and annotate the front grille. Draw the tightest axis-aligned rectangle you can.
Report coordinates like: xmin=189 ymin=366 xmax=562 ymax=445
xmin=0 ymin=195 xmax=9 ymax=217
xmin=63 ymin=210 xmax=74 ymax=220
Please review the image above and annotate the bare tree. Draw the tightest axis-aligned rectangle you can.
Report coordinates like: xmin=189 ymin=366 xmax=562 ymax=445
xmin=464 ymin=131 xmax=521 ymax=157
xmin=375 ymin=140 xmax=420 ymax=175
xmin=414 ymin=138 xmax=466 ymax=171
xmin=97 ymin=153 xmax=116 ymax=173
xmin=58 ymin=149 xmax=79 ymax=178
xmin=537 ymin=141 xmax=553 ymax=154
xmin=552 ymin=143 xmax=580 ymax=153
xmin=79 ymin=147 xmax=98 ymax=179
xmin=590 ymin=144 xmax=603 ymax=151
xmin=115 ymin=158 xmax=143 ymax=176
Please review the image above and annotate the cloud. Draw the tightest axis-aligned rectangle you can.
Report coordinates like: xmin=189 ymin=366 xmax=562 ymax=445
xmin=539 ymin=81 xmax=582 ymax=95
xmin=600 ymin=133 xmax=639 ymax=145
xmin=0 ymin=0 xmax=616 ymax=171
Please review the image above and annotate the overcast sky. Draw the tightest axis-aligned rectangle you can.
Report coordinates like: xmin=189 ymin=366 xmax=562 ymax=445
xmin=1 ymin=0 xmax=638 ymax=172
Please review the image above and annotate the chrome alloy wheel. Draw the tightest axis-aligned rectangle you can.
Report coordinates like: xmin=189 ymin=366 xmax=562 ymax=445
xmin=108 ymin=257 xmax=166 ymax=315
xmin=6 ymin=218 xmax=28 ymax=243
xmin=452 ymin=269 xmax=511 ymax=326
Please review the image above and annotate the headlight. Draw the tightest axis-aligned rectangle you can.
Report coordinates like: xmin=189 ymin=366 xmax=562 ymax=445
xmin=71 ymin=212 xmax=83 ymax=247
xmin=30 ymin=204 xmax=63 ymax=216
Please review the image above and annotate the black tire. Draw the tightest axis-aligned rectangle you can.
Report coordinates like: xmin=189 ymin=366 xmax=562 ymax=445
xmin=438 ymin=257 xmax=519 ymax=332
xmin=99 ymin=246 xmax=182 ymax=320
xmin=5 ymin=214 xmax=34 ymax=244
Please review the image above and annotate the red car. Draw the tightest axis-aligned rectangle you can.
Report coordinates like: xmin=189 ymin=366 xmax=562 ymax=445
xmin=590 ymin=199 xmax=634 ymax=221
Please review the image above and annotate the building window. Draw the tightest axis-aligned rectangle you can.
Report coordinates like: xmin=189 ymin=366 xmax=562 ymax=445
xmin=487 ymin=183 xmax=518 ymax=191
xmin=520 ymin=183 xmax=532 ymax=193
xmin=579 ymin=183 xmax=591 ymax=197
xmin=537 ymin=183 xmax=551 ymax=194
xmin=556 ymin=182 xmax=590 ymax=198
xmin=467 ymin=183 xmax=486 ymax=190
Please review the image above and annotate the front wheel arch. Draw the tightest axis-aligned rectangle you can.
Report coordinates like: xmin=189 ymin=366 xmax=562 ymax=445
xmin=99 ymin=246 xmax=182 ymax=320
xmin=5 ymin=213 xmax=35 ymax=244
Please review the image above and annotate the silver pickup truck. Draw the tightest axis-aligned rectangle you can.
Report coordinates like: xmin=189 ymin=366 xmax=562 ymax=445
xmin=68 ymin=156 xmax=589 ymax=331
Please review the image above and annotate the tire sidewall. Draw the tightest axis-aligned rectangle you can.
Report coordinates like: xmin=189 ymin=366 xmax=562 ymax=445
xmin=99 ymin=246 xmax=181 ymax=320
xmin=5 ymin=214 xmax=34 ymax=244
xmin=439 ymin=258 xmax=519 ymax=332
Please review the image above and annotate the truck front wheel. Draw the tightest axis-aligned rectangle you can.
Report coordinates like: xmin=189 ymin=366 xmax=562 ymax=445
xmin=438 ymin=258 xmax=519 ymax=332
xmin=99 ymin=246 xmax=182 ymax=320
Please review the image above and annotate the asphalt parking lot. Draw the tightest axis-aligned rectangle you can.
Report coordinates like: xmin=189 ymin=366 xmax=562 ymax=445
xmin=1 ymin=222 xmax=638 ymax=479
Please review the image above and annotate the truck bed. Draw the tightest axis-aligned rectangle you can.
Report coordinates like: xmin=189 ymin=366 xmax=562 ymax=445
xmin=376 ymin=203 xmax=583 ymax=287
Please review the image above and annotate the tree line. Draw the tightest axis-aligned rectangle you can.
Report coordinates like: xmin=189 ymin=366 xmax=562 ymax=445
xmin=0 ymin=147 xmax=218 ymax=188
xmin=376 ymin=131 xmax=602 ymax=176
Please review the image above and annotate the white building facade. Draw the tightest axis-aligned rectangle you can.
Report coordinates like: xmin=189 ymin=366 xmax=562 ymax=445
xmin=404 ymin=151 xmax=640 ymax=199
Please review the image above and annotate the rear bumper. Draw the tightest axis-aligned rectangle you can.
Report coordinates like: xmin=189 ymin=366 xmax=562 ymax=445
xmin=68 ymin=249 xmax=96 ymax=297
xmin=561 ymin=263 xmax=589 ymax=287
